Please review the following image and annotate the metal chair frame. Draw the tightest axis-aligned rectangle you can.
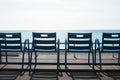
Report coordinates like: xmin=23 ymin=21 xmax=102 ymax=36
xmin=29 ymin=32 xmax=60 ymax=79
xmin=65 ymin=33 xmax=95 ymax=71
xmin=95 ymin=33 xmax=120 ymax=71
xmin=0 ymin=32 xmax=29 ymax=70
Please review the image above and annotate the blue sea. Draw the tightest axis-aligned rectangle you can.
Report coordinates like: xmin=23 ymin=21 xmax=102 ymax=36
xmin=0 ymin=30 xmax=120 ymax=49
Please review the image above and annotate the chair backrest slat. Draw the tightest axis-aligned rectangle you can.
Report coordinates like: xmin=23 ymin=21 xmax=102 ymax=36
xmin=103 ymin=33 xmax=120 ymax=38
xmin=69 ymin=40 xmax=91 ymax=44
xmin=2 ymin=46 xmax=21 ymax=49
xmin=34 ymin=46 xmax=56 ymax=50
xmin=4 ymin=40 xmax=21 ymax=44
xmin=69 ymin=46 xmax=91 ymax=50
xmin=34 ymin=40 xmax=55 ymax=44
xmin=103 ymin=46 xmax=120 ymax=50
xmin=33 ymin=33 xmax=56 ymax=38
xmin=103 ymin=40 xmax=119 ymax=44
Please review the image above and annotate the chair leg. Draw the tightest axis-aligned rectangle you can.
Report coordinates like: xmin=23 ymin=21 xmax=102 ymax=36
xmin=88 ymin=52 xmax=90 ymax=65
xmin=57 ymin=50 xmax=60 ymax=71
xmin=35 ymin=52 xmax=37 ymax=64
xmin=57 ymin=51 xmax=59 ymax=80
xmin=95 ymin=51 xmax=96 ymax=65
xmin=28 ymin=50 xmax=31 ymax=75
xmin=5 ymin=52 xmax=8 ymax=63
xmin=94 ymin=43 xmax=97 ymax=64
xmin=28 ymin=51 xmax=30 ymax=64
xmin=29 ymin=51 xmax=33 ymax=75
xmin=0 ymin=52 xmax=2 ymax=64
xmin=22 ymin=51 xmax=25 ymax=70
xmin=99 ymin=52 xmax=102 ymax=71
xmin=118 ymin=53 xmax=120 ymax=65
xmin=92 ymin=52 xmax=95 ymax=71
xmin=65 ymin=51 xmax=67 ymax=70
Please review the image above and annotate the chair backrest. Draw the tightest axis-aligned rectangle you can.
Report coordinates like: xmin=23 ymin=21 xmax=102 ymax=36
xmin=0 ymin=33 xmax=22 ymax=52
xmin=102 ymin=33 xmax=120 ymax=51
xmin=67 ymin=33 xmax=92 ymax=52
xmin=32 ymin=32 xmax=56 ymax=52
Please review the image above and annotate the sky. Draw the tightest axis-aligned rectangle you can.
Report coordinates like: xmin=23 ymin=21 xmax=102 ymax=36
xmin=0 ymin=0 xmax=120 ymax=30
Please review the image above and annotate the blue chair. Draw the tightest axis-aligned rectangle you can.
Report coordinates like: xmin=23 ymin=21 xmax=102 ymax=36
xmin=29 ymin=32 xmax=60 ymax=79
xmin=65 ymin=33 xmax=94 ymax=71
xmin=0 ymin=32 xmax=29 ymax=70
xmin=95 ymin=33 xmax=120 ymax=71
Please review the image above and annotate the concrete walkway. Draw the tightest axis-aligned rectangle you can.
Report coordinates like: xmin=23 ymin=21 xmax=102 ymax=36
xmin=0 ymin=54 xmax=120 ymax=80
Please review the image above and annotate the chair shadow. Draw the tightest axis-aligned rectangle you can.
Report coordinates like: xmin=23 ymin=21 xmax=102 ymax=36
xmin=0 ymin=71 xmax=20 ymax=80
xmin=30 ymin=71 xmax=59 ymax=80
xmin=103 ymin=71 xmax=120 ymax=80
xmin=68 ymin=71 xmax=100 ymax=80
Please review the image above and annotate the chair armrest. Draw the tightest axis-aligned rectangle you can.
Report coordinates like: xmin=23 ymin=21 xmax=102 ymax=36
xmin=65 ymin=39 xmax=68 ymax=50
xmin=56 ymin=39 xmax=60 ymax=52
xmin=95 ymin=38 xmax=100 ymax=50
xmin=23 ymin=39 xmax=29 ymax=51
xmin=90 ymin=41 xmax=94 ymax=51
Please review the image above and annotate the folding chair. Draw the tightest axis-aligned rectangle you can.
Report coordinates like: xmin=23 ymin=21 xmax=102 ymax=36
xmin=65 ymin=33 xmax=94 ymax=71
xmin=29 ymin=32 xmax=60 ymax=79
xmin=0 ymin=32 xmax=29 ymax=70
xmin=95 ymin=33 xmax=120 ymax=71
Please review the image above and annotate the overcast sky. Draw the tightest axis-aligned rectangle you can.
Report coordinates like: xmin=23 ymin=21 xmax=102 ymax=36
xmin=0 ymin=0 xmax=120 ymax=30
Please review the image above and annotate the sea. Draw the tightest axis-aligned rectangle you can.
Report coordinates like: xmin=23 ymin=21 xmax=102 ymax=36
xmin=0 ymin=30 xmax=120 ymax=49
